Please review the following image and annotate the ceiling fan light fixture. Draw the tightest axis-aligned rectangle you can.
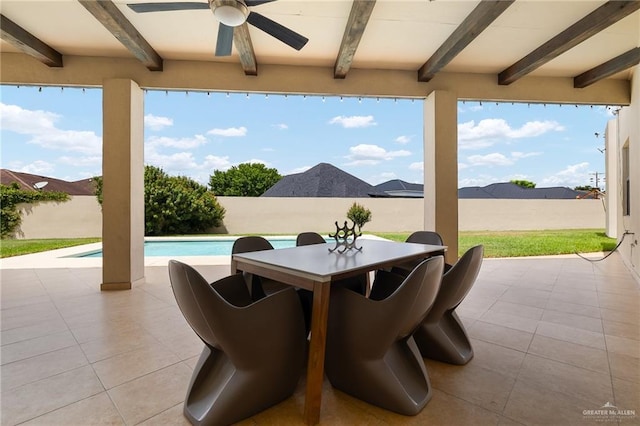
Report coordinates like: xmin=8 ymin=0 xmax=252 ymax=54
xmin=211 ymin=0 xmax=248 ymax=27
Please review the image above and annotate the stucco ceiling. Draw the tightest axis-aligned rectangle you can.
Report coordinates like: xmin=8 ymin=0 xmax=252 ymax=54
xmin=1 ymin=0 xmax=639 ymax=88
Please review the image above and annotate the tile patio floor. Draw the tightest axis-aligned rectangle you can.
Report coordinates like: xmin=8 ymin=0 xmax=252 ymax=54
xmin=1 ymin=252 xmax=639 ymax=425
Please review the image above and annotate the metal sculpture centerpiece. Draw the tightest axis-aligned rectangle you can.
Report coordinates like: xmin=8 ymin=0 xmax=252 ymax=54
xmin=328 ymin=220 xmax=362 ymax=253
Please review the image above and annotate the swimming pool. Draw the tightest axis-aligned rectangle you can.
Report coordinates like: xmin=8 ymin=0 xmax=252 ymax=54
xmin=74 ymin=237 xmax=332 ymax=258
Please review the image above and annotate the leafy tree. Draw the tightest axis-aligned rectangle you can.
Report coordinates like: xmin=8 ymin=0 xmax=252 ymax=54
xmin=574 ymin=185 xmax=594 ymax=191
xmin=209 ymin=163 xmax=282 ymax=196
xmin=510 ymin=179 xmax=536 ymax=189
xmin=347 ymin=202 xmax=372 ymax=232
xmin=1 ymin=183 xmax=70 ymax=238
xmin=95 ymin=166 xmax=225 ymax=236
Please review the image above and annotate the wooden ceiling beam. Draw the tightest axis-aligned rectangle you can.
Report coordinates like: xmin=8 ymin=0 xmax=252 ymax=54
xmin=234 ymin=23 xmax=258 ymax=76
xmin=499 ymin=0 xmax=640 ymax=85
xmin=78 ymin=0 xmax=163 ymax=71
xmin=418 ymin=0 xmax=514 ymax=82
xmin=334 ymin=0 xmax=377 ymax=79
xmin=574 ymin=47 xmax=640 ymax=88
xmin=0 ymin=14 xmax=63 ymax=67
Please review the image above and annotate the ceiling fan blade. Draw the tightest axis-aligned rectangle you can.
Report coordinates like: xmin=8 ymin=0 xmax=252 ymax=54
xmin=127 ymin=2 xmax=209 ymax=13
xmin=215 ymin=23 xmax=234 ymax=56
xmin=245 ymin=0 xmax=278 ymax=6
xmin=246 ymin=11 xmax=308 ymax=51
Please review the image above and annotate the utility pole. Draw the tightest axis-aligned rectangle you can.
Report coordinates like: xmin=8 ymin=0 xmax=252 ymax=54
xmin=589 ymin=172 xmax=605 ymax=198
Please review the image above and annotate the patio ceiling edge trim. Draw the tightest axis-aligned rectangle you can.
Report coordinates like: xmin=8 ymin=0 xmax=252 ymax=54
xmin=0 ymin=53 xmax=631 ymax=105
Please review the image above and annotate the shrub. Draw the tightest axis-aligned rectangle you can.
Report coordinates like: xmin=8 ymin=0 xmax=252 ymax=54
xmin=347 ymin=202 xmax=372 ymax=232
xmin=94 ymin=166 xmax=225 ymax=236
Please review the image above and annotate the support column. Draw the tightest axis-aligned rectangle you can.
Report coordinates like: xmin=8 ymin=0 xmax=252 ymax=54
xmin=424 ymin=90 xmax=459 ymax=264
xmin=604 ymin=119 xmax=618 ymax=238
xmin=101 ymin=79 xmax=145 ymax=291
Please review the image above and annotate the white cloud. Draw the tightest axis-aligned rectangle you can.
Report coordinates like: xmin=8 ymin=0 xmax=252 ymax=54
xmin=146 ymin=134 xmax=207 ymax=149
xmin=144 ymin=145 xmax=231 ymax=183
xmin=463 ymin=151 xmax=542 ymax=168
xmin=207 ymin=126 xmax=247 ymax=137
xmin=508 ymin=121 xmax=565 ymax=138
xmin=144 ymin=114 xmax=173 ymax=131
xmin=272 ymin=123 xmax=288 ymax=130
xmin=329 ymin=115 xmax=377 ymax=128
xmin=287 ymin=166 xmax=312 ymax=174
xmin=409 ymin=162 xmax=423 ymax=171
xmin=10 ymin=160 xmax=55 ymax=175
xmin=395 ymin=135 xmax=412 ymax=144
xmin=368 ymin=171 xmax=398 ymax=185
xmin=202 ymin=155 xmax=232 ymax=171
xmin=467 ymin=153 xmax=514 ymax=167
xmin=0 ymin=103 xmax=102 ymax=155
xmin=146 ymin=151 xmax=200 ymax=171
xmin=58 ymin=156 xmax=101 ymax=167
xmin=458 ymin=118 xmax=564 ymax=149
xmin=344 ymin=144 xmax=411 ymax=166
xmin=540 ymin=162 xmax=590 ymax=187
xmin=458 ymin=174 xmax=498 ymax=187
xmin=511 ymin=151 xmax=542 ymax=159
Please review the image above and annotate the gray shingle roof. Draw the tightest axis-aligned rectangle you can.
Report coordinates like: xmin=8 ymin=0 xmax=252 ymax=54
xmin=261 ymin=163 xmax=373 ymax=197
xmin=458 ymin=182 xmax=587 ymax=199
xmin=369 ymin=179 xmax=424 ymax=198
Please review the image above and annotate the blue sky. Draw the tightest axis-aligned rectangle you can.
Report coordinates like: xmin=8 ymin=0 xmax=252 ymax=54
xmin=0 ymin=84 xmax=614 ymax=189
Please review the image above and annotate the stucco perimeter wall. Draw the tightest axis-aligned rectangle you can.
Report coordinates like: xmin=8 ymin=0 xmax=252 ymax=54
xmin=13 ymin=196 xmax=606 ymax=239
xmin=15 ymin=196 xmax=102 ymax=239
xmin=215 ymin=197 xmax=605 ymax=234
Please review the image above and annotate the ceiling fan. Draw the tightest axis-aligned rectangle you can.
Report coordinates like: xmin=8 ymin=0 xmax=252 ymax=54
xmin=127 ymin=0 xmax=309 ymax=56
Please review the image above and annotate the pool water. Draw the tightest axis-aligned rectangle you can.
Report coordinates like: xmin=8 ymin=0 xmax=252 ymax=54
xmin=76 ymin=238 xmax=331 ymax=257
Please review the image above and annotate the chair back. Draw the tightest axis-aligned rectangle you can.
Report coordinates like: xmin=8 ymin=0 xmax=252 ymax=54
xmin=395 ymin=256 xmax=444 ymax=338
xmin=232 ymin=236 xmax=274 ymax=254
xmin=168 ymin=260 xmax=229 ymax=346
xmin=428 ymin=245 xmax=483 ymax=317
xmin=296 ymin=232 xmax=326 ymax=246
xmin=406 ymin=231 xmax=444 ymax=245
xmin=406 ymin=231 xmax=446 ymax=257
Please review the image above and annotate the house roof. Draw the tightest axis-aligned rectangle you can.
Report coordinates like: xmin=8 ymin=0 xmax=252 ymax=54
xmin=369 ymin=179 xmax=424 ymax=198
xmin=0 ymin=169 xmax=96 ymax=196
xmin=457 ymin=182 xmax=589 ymax=199
xmin=261 ymin=163 xmax=373 ymax=198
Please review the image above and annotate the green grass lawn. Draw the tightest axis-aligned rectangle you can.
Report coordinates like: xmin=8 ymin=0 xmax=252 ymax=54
xmin=372 ymin=229 xmax=616 ymax=258
xmin=0 ymin=238 xmax=101 ymax=258
xmin=0 ymin=229 xmax=616 ymax=259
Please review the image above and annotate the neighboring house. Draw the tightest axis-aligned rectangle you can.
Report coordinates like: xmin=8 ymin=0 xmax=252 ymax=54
xmin=457 ymin=182 xmax=594 ymax=199
xmin=368 ymin=179 xmax=424 ymax=198
xmin=0 ymin=169 xmax=96 ymax=195
xmin=262 ymin=163 xmax=373 ymax=197
xmin=262 ymin=164 xmax=596 ymax=200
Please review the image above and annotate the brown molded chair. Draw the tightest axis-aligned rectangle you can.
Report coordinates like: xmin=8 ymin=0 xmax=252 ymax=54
xmin=324 ymin=256 xmax=444 ymax=415
xmin=413 ymin=245 xmax=484 ymax=365
xmin=390 ymin=231 xmax=450 ymax=276
xmin=231 ymin=236 xmax=288 ymax=300
xmin=295 ymin=231 xmax=326 ymax=246
xmin=168 ymin=260 xmax=306 ymax=426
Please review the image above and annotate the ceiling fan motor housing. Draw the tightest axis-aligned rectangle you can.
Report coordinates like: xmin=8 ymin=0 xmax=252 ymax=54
xmin=210 ymin=0 xmax=249 ymax=27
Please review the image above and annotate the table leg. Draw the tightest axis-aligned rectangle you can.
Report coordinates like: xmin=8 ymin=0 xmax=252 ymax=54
xmin=304 ymin=281 xmax=330 ymax=425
